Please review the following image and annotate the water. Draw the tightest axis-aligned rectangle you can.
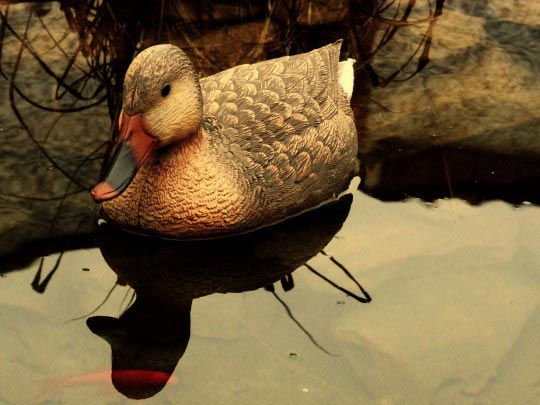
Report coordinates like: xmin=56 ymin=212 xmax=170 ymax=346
xmin=0 ymin=1 xmax=539 ymax=403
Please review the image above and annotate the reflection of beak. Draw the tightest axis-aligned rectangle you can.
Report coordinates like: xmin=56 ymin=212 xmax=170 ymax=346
xmin=92 ymin=114 xmax=157 ymax=202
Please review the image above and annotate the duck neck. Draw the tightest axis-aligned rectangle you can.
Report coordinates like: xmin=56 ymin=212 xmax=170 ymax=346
xmin=159 ymin=126 xmax=206 ymax=159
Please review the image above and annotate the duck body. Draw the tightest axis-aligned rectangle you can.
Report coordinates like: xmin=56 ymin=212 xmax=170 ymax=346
xmin=95 ymin=41 xmax=358 ymax=238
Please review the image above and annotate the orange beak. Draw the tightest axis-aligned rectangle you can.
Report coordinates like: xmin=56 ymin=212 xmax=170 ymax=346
xmin=92 ymin=114 xmax=157 ymax=202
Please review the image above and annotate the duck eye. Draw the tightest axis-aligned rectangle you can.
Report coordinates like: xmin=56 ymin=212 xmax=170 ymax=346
xmin=161 ymin=84 xmax=171 ymax=97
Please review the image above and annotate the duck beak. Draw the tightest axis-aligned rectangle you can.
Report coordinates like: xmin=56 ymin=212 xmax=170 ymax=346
xmin=92 ymin=113 xmax=157 ymax=202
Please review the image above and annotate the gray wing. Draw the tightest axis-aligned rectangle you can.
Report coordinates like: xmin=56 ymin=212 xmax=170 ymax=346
xmin=200 ymin=41 xmax=357 ymax=219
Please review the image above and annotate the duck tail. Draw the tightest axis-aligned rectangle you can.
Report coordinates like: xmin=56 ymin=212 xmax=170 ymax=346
xmin=338 ymin=58 xmax=355 ymax=101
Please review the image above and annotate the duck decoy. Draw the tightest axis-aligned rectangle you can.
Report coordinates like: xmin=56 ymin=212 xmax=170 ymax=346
xmin=92 ymin=40 xmax=358 ymax=238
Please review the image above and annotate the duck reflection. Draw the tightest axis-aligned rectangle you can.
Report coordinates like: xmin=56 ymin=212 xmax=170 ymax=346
xmin=88 ymin=194 xmax=353 ymax=399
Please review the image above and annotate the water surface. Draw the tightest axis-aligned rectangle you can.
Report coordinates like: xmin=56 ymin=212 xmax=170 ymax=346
xmin=0 ymin=1 xmax=539 ymax=403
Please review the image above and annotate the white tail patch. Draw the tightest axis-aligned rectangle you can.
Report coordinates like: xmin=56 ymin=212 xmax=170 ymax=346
xmin=338 ymin=59 xmax=355 ymax=101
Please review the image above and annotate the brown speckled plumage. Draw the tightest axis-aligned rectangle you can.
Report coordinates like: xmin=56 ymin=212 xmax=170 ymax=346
xmin=102 ymin=41 xmax=358 ymax=238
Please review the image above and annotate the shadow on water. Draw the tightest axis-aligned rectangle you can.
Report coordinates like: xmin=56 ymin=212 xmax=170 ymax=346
xmin=87 ymin=194 xmax=368 ymax=399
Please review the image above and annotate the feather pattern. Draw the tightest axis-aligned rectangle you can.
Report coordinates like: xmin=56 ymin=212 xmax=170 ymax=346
xmin=102 ymin=41 xmax=358 ymax=238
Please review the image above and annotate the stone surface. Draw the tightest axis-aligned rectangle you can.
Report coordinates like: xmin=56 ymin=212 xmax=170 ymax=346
xmin=362 ymin=1 xmax=540 ymax=202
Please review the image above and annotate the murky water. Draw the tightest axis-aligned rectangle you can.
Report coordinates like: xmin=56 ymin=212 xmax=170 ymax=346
xmin=0 ymin=1 xmax=539 ymax=403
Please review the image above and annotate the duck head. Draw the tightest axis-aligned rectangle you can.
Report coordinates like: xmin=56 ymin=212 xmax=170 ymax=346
xmin=92 ymin=44 xmax=202 ymax=202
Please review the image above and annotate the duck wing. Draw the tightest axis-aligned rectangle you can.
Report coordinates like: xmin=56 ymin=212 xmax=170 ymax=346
xmin=200 ymin=41 xmax=357 ymax=215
